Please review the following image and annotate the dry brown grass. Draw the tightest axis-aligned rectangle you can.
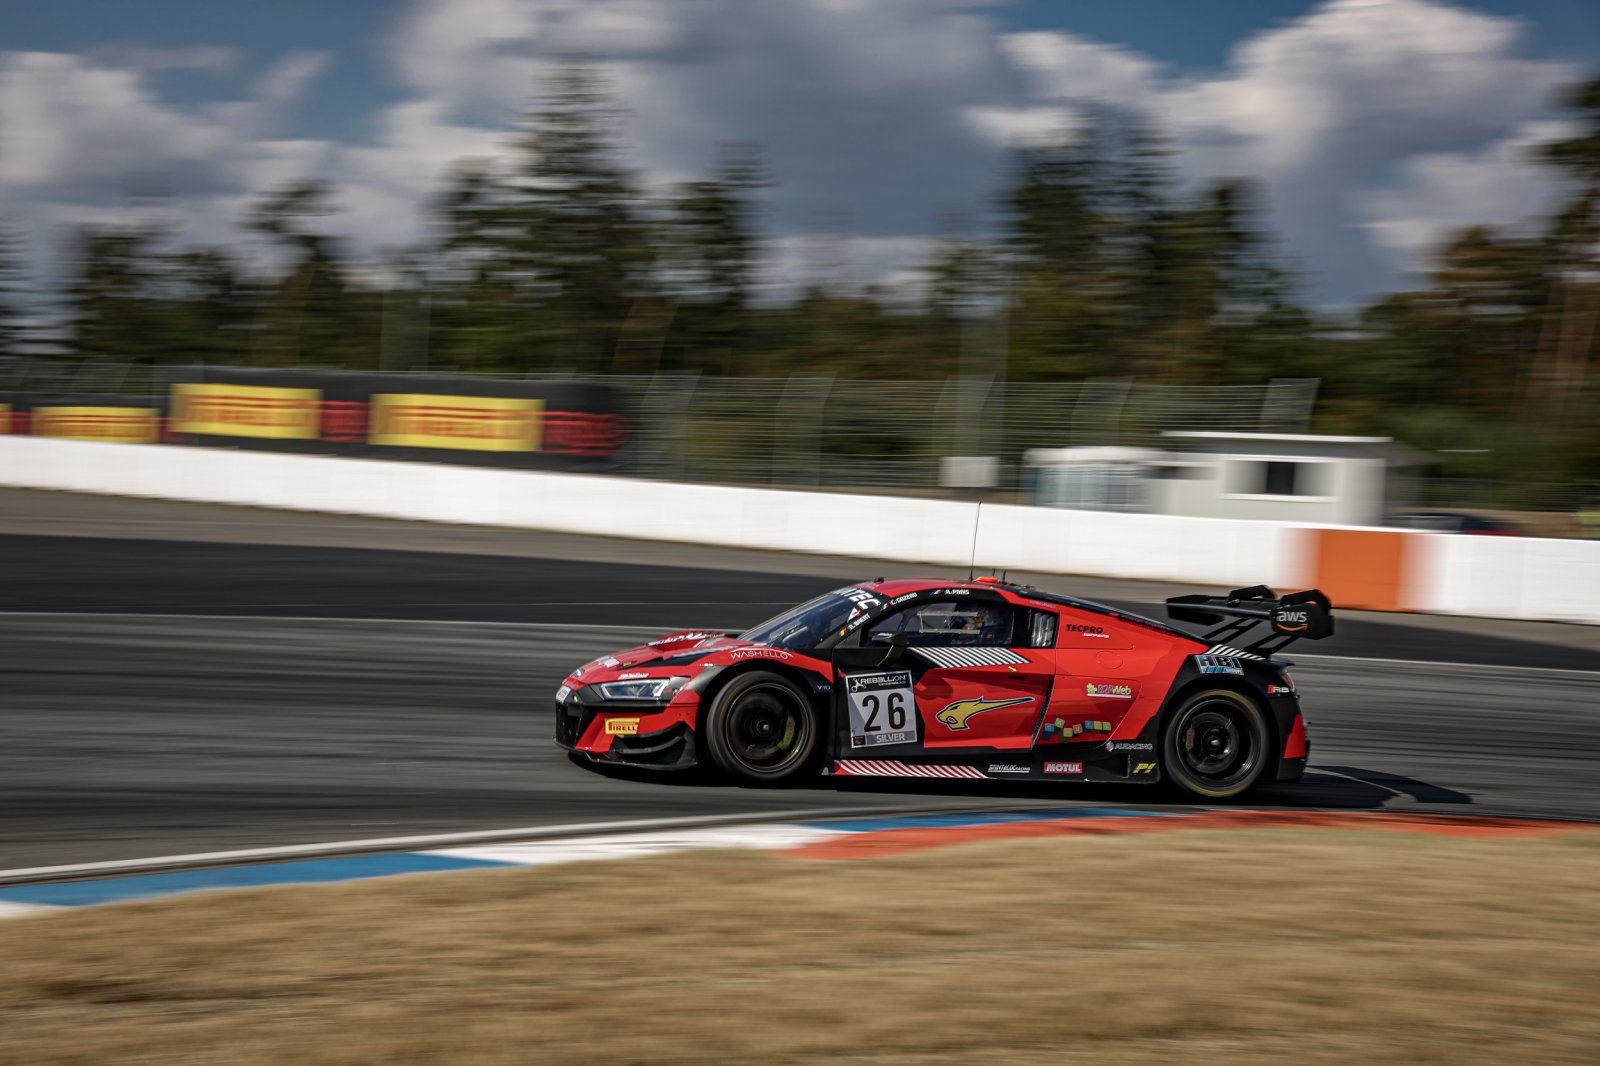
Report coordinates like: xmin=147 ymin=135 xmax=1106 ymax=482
xmin=3 ymin=828 xmax=1599 ymax=1065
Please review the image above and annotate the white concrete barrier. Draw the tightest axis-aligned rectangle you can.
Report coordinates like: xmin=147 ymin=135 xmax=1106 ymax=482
xmin=1412 ymin=529 xmax=1600 ymax=626
xmin=971 ymin=503 xmax=1304 ymax=588
xmin=3 ymin=436 xmax=1597 ymax=624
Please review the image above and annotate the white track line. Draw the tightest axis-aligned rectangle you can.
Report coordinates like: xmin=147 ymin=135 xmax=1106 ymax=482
xmin=1290 ymin=653 xmax=1600 ymax=679
xmin=7 ymin=613 xmax=1594 ymax=676
xmin=433 ymin=824 xmax=846 ymax=866
xmin=0 ymin=613 xmax=678 ymax=631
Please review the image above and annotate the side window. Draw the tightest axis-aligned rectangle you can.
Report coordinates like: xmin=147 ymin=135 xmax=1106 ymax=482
xmin=866 ymin=600 xmax=1023 ymax=647
xmin=1026 ymin=610 xmax=1057 ymax=649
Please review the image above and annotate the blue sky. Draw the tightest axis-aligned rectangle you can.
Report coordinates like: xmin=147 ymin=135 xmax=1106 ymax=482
xmin=0 ymin=0 xmax=1593 ymax=305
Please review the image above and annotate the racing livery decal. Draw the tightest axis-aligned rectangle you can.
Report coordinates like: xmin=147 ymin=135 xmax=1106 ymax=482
xmin=911 ymin=647 xmax=1031 ymax=669
xmin=832 ymin=760 xmax=987 ymax=779
xmin=934 ymin=695 xmax=1036 ymax=731
xmin=1040 ymin=718 xmax=1113 ymax=741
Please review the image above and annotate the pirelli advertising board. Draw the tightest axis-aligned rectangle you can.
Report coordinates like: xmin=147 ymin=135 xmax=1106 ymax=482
xmin=369 ymin=394 xmax=543 ymax=452
xmin=171 ymin=383 xmax=321 ymax=440
xmin=33 ymin=405 xmax=161 ymax=444
xmin=166 ymin=368 xmax=624 ymax=470
xmin=1 ymin=393 xmax=166 ymax=444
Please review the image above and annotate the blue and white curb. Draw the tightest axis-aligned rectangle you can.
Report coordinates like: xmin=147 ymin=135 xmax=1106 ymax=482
xmin=0 ymin=807 xmax=1171 ymax=917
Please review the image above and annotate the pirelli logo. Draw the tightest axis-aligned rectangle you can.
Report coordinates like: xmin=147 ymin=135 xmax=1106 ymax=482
xmin=0 ymin=403 xmax=10 ymax=434
xmin=604 ymin=718 xmax=641 ymax=737
xmin=172 ymin=384 xmax=321 ymax=439
xmin=369 ymin=394 xmax=543 ymax=452
xmin=32 ymin=405 xmax=161 ymax=444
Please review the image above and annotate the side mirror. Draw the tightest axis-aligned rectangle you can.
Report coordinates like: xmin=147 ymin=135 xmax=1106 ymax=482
xmin=869 ymin=630 xmax=909 ymax=665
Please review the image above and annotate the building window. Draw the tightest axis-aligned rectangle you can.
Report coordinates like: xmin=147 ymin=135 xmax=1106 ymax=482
xmin=1223 ymin=459 xmax=1331 ymax=498
xmin=1261 ymin=461 xmax=1301 ymax=495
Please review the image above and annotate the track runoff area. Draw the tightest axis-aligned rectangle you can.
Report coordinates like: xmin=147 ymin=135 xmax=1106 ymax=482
xmin=2 ymin=492 xmax=1599 ymax=1062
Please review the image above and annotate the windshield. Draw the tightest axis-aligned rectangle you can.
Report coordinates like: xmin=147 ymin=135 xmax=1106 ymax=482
xmin=739 ymin=588 xmax=863 ymax=649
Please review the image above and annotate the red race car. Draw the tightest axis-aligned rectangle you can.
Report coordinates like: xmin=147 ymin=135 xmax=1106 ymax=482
xmin=554 ymin=578 xmax=1333 ymax=799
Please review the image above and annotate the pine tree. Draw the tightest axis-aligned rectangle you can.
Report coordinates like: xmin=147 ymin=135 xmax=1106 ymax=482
xmin=244 ymin=181 xmax=365 ymax=367
xmin=664 ymin=144 xmax=767 ymax=372
xmin=509 ymin=65 xmax=655 ymax=372
xmin=0 ymin=219 xmax=25 ymax=360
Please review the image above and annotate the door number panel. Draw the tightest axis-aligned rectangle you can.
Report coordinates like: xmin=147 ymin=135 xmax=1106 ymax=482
xmin=845 ymin=670 xmax=918 ymax=749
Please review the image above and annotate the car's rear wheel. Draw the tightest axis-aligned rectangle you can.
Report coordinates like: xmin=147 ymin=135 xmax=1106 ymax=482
xmin=703 ymin=670 xmax=819 ymax=785
xmin=1162 ymin=688 xmax=1271 ymax=799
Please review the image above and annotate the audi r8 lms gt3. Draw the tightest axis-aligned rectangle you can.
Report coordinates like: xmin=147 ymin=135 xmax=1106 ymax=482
xmin=554 ymin=578 xmax=1333 ymax=799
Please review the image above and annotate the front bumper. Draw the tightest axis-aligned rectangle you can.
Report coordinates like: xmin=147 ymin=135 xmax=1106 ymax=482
xmin=553 ymin=691 xmax=700 ymax=770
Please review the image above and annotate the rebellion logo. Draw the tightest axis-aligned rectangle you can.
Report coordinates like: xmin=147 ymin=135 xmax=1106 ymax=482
xmin=935 ymin=695 xmax=1035 ymax=731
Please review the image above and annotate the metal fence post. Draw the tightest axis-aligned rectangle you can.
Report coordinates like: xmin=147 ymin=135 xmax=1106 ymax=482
xmin=774 ymin=373 xmax=835 ymax=486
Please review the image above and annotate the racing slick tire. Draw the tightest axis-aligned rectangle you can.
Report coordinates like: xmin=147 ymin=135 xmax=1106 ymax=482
xmin=1162 ymin=688 xmax=1272 ymax=800
xmin=702 ymin=670 xmax=821 ymax=785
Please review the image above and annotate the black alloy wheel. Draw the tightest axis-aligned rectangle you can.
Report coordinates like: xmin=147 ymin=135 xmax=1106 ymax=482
xmin=1161 ymin=688 xmax=1271 ymax=799
xmin=703 ymin=670 xmax=820 ymax=784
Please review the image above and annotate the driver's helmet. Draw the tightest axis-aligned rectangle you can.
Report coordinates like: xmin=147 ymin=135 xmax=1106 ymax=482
xmin=947 ymin=604 xmax=1010 ymax=645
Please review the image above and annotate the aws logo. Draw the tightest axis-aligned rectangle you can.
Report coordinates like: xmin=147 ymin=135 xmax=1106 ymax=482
xmin=935 ymin=695 xmax=1035 ymax=730
xmin=1272 ymin=608 xmax=1310 ymax=632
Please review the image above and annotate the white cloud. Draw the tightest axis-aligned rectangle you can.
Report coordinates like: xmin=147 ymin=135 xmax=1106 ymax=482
xmin=1356 ymin=119 xmax=1576 ymax=268
xmin=999 ymin=30 xmax=1162 ymax=103
xmin=85 ymin=44 xmax=243 ymax=74
xmin=0 ymin=0 xmax=1584 ymax=307
xmin=962 ymin=104 xmax=1078 ymax=148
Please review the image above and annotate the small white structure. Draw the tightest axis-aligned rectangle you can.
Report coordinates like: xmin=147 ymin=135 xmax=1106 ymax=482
xmin=1152 ymin=432 xmax=1422 ymax=526
xmin=940 ymin=455 xmax=1000 ymax=490
xmin=1023 ymin=446 xmax=1167 ymax=512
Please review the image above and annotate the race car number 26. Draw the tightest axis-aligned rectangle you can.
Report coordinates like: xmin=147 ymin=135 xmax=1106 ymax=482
xmin=846 ymin=670 xmax=917 ymax=749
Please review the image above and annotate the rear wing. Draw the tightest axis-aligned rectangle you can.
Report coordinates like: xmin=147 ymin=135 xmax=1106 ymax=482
xmin=1165 ymin=585 xmax=1334 ymax=658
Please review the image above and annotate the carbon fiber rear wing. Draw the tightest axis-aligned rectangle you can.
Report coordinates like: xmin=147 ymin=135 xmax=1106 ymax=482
xmin=1165 ymin=585 xmax=1334 ymax=658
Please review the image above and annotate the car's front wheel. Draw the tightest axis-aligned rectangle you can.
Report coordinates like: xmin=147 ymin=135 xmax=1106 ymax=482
xmin=702 ymin=670 xmax=820 ymax=785
xmin=1162 ymin=688 xmax=1271 ymax=799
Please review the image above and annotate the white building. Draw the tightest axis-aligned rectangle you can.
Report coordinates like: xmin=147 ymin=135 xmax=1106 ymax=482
xmin=1150 ymin=431 xmax=1425 ymax=526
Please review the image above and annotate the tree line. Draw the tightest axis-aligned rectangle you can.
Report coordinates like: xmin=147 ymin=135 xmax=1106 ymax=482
xmin=0 ymin=68 xmax=1596 ymax=493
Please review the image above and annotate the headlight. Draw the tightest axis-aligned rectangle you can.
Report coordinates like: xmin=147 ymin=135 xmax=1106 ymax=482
xmin=597 ymin=676 xmax=690 ymax=701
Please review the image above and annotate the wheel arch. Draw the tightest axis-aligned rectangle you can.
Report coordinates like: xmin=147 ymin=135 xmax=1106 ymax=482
xmin=1155 ymin=674 xmax=1281 ymax=769
xmin=691 ymin=660 xmax=831 ymax=731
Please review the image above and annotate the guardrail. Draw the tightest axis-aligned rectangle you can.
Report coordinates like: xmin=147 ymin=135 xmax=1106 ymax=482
xmin=2 ymin=435 xmax=1595 ymax=624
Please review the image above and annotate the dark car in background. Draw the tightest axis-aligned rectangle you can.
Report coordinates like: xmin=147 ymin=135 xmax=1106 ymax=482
xmin=1387 ymin=511 xmax=1519 ymax=535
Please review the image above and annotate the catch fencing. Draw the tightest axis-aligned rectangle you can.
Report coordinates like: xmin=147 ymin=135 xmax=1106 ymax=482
xmin=0 ymin=356 xmax=1316 ymax=492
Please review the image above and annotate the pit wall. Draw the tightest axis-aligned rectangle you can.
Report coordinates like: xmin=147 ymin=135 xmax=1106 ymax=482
xmin=3 ymin=436 xmax=1596 ymax=625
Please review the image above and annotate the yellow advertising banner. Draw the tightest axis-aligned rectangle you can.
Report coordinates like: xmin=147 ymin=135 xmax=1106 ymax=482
xmin=369 ymin=393 xmax=543 ymax=452
xmin=0 ymin=403 xmax=9 ymax=434
xmin=171 ymin=383 xmax=321 ymax=440
xmin=31 ymin=406 xmax=160 ymax=444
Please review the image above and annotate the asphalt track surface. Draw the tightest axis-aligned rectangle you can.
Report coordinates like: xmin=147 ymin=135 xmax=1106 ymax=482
xmin=3 ymin=491 xmax=1598 ymax=869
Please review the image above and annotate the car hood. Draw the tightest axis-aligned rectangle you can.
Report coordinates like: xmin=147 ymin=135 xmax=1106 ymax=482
xmin=569 ymin=629 xmax=786 ymax=683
